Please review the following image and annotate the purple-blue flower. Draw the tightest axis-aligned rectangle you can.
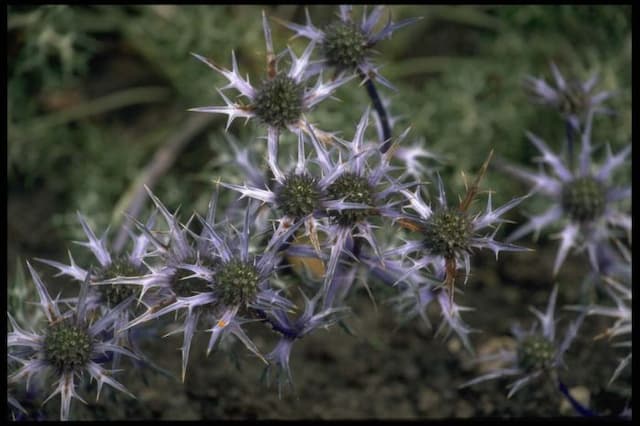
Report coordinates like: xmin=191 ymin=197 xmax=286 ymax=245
xmin=524 ymin=62 xmax=615 ymax=130
xmin=393 ymin=157 xmax=528 ymax=304
xmin=275 ymin=5 xmax=421 ymax=90
xmin=8 ymin=263 xmax=137 ymax=420
xmin=504 ymin=110 xmax=631 ymax=275
xmin=116 ymin=190 xmax=299 ymax=381
xmin=459 ymin=285 xmax=585 ymax=398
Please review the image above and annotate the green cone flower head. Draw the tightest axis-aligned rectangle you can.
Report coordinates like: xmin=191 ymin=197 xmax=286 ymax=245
xmin=190 ymin=11 xmax=354 ymax=132
xmin=561 ymin=176 xmax=606 ymax=222
xmin=276 ymin=172 xmax=323 ymax=219
xmin=517 ymin=335 xmax=556 ymax=371
xmin=8 ymin=263 xmax=137 ymax=420
xmin=94 ymin=255 xmax=144 ymax=307
xmin=459 ymin=286 xmax=586 ymax=398
xmin=44 ymin=321 xmax=94 ymax=373
xmin=215 ymin=259 xmax=261 ymax=307
xmin=422 ymin=209 xmax=473 ymax=258
xmin=275 ymin=6 xmax=421 ymax=90
xmin=327 ymin=172 xmax=376 ymax=227
xmin=254 ymin=73 xmax=304 ymax=128
xmin=322 ymin=20 xmax=367 ymax=69
xmin=505 ymin=110 xmax=631 ymax=275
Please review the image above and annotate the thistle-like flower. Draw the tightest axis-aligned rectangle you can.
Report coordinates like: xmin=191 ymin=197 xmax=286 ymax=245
xmin=119 ymin=194 xmax=299 ymax=381
xmin=8 ymin=263 xmax=137 ymax=420
xmin=221 ymin=110 xmax=387 ymax=257
xmin=303 ymin=109 xmax=411 ymax=308
xmin=524 ymin=62 xmax=615 ymax=130
xmin=460 ymin=285 xmax=586 ymax=398
xmin=503 ymin=111 xmax=631 ymax=276
xmin=276 ymin=5 xmax=421 ymax=90
xmin=395 ymin=152 xmax=528 ymax=304
xmin=34 ymin=211 xmax=162 ymax=373
xmin=189 ymin=10 xmax=353 ymax=164
xmin=80 ymin=187 xmax=219 ymax=381
xmin=35 ymin=212 xmax=155 ymax=310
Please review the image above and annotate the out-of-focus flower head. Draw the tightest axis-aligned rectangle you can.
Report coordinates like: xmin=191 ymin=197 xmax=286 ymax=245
xmin=35 ymin=211 xmax=156 ymax=311
xmin=503 ymin=110 xmax=631 ymax=276
xmin=275 ymin=5 xmax=421 ymax=90
xmin=460 ymin=285 xmax=585 ymax=398
xmin=8 ymin=263 xmax=137 ymax=420
xmin=524 ymin=62 xmax=615 ymax=130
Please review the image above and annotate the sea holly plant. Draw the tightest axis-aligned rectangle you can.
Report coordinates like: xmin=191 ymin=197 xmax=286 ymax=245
xmin=524 ymin=62 xmax=615 ymax=132
xmin=300 ymin=110 xmax=413 ymax=309
xmin=275 ymin=5 xmax=422 ymax=149
xmin=97 ymin=188 xmax=296 ymax=382
xmin=33 ymin=211 xmax=161 ymax=372
xmin=566 ymin=272 xmax=632 ymax=387
xmin=502 ymin=110 xmax=631 ymax=276
xmin=8 ymin=263 xmax=137 ymax=420
xmin=459 ymin=286 xmax=588 ymax=406
xmin=189 ymin=10 xmax=353 ymax=171
xmin=7 ymin=5 xmax=631 ymax=420
xmin=394 ymin=151 xmax=529 ymax=306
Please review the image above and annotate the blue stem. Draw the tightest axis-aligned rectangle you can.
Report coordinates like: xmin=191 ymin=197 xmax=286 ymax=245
xmin=360 ymin=71 xmax=392 ymax=153
xmin=557 ymin=379 xmax=597 ymax=417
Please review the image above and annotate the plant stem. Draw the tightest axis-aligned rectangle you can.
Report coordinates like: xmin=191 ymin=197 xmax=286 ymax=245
xmin=359 ymin=71 xmax=392 ymax=152
xmin=557 ymin=379 xmax=596 ymax=417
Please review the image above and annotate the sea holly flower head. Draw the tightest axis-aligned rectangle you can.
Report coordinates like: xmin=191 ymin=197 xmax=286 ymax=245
xmin=32 ymin=211 xmax=164 ymax=374
xmin=222 ymin=108 xmax=407 ymax=298
xmin=396 ymin=152 xmax=528 ymax=304
xmin=422 ymin=208 xmax=473 ymax=258
xmin=460 ymin=285 xmax=586 ymax=398
xmin=504 ymin=110 xmax=631 ymax=275
xmin=276 ymin=5 xmax=421 ymax=90
xmin=326 ymin=171 xmax=377 ymax=227
xmin=303 ymin=109 xmax=413 ymax=308
xmin=560 ymin=176 xmax=606 ymax=222
xmin=34 ymin=211 xmax=158 ymax=312
xmin=8 ymin=263 xmax=137 ymax=420
xmin=220 ymin=128 xmax=370 ymax=258
xmin=275 ymin=172 xmax=324 ymax=219
xmin=524 ymin=62 xmax=615 ymax=130
xmin=189 ymin=10 xmax=353 ymax=133
xmin=252 ymin=72 xmax=305 ymax=129
xmin=322 ymin=19 xmax=368 ymax=70
xmin=96 ymin=186 xmax=223 ymax=306
xmin=121 ymin=195 xmax=299 ymax=382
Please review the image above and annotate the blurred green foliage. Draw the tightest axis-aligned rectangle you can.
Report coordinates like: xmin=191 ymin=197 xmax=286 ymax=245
xmin=7 ymin=4 xmax=631 ymax=284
